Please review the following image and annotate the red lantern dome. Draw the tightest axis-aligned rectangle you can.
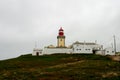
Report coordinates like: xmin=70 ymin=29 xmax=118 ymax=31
xmin=58 ymin=27 xmax=64 ymax=36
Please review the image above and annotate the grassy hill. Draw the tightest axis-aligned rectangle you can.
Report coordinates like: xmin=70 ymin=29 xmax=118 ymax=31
xmin=0 ymin=54 xmax=120 ymax=80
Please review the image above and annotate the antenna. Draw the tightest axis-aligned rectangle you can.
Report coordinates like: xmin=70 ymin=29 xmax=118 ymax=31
xmin=113 ymin=35 xmax=116 ymax=53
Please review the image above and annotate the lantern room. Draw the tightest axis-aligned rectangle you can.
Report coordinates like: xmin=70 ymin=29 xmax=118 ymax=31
xmin=58 ymin=27 xmax=64 ymax=36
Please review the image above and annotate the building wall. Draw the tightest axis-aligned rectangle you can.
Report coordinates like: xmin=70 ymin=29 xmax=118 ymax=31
xmin=57 ymin=36 xmax=65 ymax=47
xmin=58 ymin=38 xmax=65 ymax=47
xmin=43 ymin=48 xmax=72 ymax=55
xmin=73 ymin=45 xmax=92 ymax=54
xmin=104 ymin=47 xmax=115 ymax=55
xmin=72 ymin=44 xmax=102 ymax=54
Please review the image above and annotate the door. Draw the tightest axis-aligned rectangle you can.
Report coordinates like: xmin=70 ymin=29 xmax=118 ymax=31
xmin=36 ymin=52 xmax=39 ymax=56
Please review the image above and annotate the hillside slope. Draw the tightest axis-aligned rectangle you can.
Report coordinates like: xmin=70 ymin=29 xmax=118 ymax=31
xmin=0 ymin=54 xmax=120 ymax=80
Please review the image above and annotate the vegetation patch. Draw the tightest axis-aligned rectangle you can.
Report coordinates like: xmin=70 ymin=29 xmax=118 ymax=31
xmin=0 ymin=54 xmax=120 ymax=80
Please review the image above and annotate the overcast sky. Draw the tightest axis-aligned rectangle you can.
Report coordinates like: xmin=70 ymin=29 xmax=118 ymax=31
xmin=0 ymin=0 xmax=120 ymax=60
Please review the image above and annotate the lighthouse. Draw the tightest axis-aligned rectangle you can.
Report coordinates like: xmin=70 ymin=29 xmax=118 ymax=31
xmin=32 ymin=27 xmax=105 ymax=56
xmin=57 ymin=27 xmax=66 ymax=48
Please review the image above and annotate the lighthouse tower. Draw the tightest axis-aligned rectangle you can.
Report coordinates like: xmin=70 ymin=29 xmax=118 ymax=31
xmin=57 ymin=27 xmax=66 ymax=48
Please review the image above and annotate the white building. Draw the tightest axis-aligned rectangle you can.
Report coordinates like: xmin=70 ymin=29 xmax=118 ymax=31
xmin=72 ymin=41 xmax=103 ymax=54
xmin=32 ymin=48 xmax=43 ymax=56
xmin=96 ymin=47 xmax=115 ymax=55
xmin=32 ymin=27 xmax=115 ymax=56
xmin=104 ymin=47 xmax=115 ymax=55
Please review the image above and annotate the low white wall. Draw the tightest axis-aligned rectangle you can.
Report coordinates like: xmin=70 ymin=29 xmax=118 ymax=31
xmin=96 ymin=50 xmax=105 ymax=55
xmin=43 ymin=48 xmax=72 ymax=55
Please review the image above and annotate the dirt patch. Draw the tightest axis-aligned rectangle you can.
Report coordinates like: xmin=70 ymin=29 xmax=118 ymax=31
xmin=102 ymin=72 xmax=118 ymax=78
xmin=48 ymin=60 xmax=84 ymax=68
xmin=108 ymin=55 xmax=120 ymax=61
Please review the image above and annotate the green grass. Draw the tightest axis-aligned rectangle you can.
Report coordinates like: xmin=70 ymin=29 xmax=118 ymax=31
xmin=0 ymin=54 xmax=120 ymax=80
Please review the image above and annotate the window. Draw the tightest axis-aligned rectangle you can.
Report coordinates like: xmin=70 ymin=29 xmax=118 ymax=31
xmin=76 ymin=49 xmax=81 ymax=51
xmin=107 ymin=51 xmax=109 ymax=53
xmin=112 ymin=51 xmax=114 ymax=53
xmin=88 ymin=49 xmax=90 ymax=50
